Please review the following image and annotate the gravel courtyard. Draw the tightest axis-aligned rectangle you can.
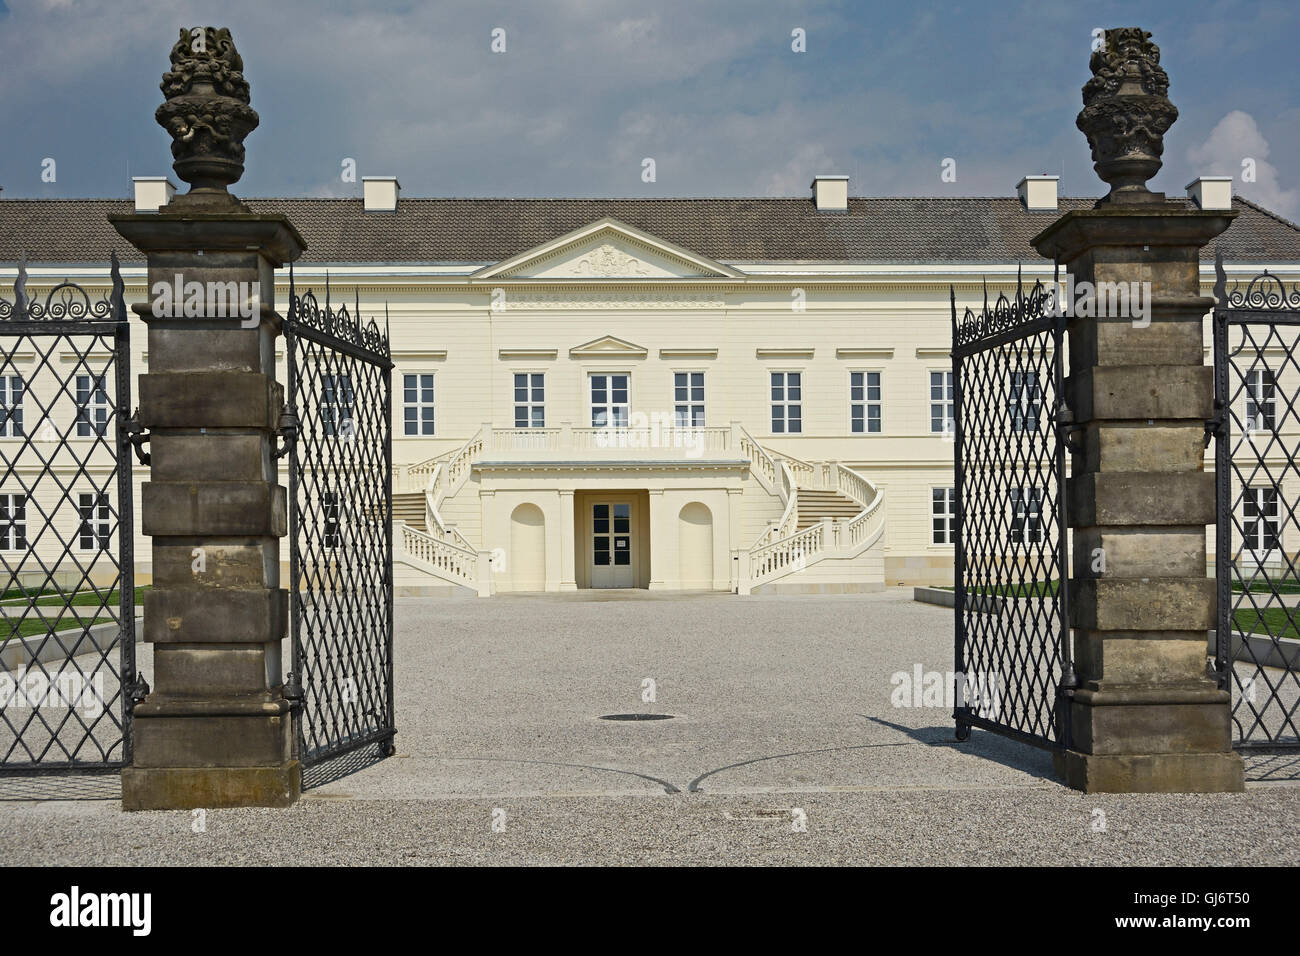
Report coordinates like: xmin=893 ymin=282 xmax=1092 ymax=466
xmin=2 ymin=588 xmax=1298 ymax=865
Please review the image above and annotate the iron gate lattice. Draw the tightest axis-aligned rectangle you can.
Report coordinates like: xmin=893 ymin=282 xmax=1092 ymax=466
xmin=284 ymin=272 xmax=395 ymax=768
xmin=951 ymin=268 xmax=1075 ymax=750
xmin=1212 ymin=252 xmax=1300 ymax=750
xmin=0 ymin=255 xmax=139 ymax=773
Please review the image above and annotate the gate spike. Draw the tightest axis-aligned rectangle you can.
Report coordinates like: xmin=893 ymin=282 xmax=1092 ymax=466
xmin=324 ymin=270 xmax=331 ymax=314
xmin=289 ymin=260 xmax=295 ymax=305
xmin=1213 ymin=248 xmax=1227 ymax=308
xmin=14 ymin=250 xmax=28 ymax=316
xmin=109 ymin=251 xmax=126 ymax=320
xmin=355 ymin=286 xmax=362 ymax=332
xmin=982 ymin=276 xmax=988 ymax=316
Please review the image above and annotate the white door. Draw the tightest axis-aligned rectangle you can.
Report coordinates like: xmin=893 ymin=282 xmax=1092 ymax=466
xmin=590 ymin=500 xmax=635 ymax=588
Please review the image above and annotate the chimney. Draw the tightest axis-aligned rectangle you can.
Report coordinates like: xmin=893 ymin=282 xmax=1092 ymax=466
xmin=363 ymin=176 xmax=400 ymax=212
xmin=810 ymin=174 xmax=849 ymax=212
xmin=1016 ymin=175 xmax=1058 ymax=211
xmin=132 ymin=176 xmax=176 ymax=213
xmin=1185 ymin=176 xmax=1233 ymax=211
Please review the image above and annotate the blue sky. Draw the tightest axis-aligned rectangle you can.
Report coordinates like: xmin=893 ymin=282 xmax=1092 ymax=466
xmin=0 ymin=0 xmax=1296 ymax=215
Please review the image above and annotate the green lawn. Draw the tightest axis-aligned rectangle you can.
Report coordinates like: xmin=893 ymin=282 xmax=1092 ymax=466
xmin=4 ymin=587 xmax=147 ymax=641
xmin=1233 ymin=607 xmax=1300 ymax=642
xmin=1232 ymin=578 xmax=1300 ymax=595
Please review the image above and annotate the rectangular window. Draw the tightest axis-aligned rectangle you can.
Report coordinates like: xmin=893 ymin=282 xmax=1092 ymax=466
xmin=78 ymin=492 xmax=111 ymax=551
xmin=0 ymin=376 xmax=24 ymax=437
xmin=932 ymin=487 xmax=956 ymax=545
xmin=323 ymin=374 xmax=355 ymax=438
xmin=1243 ymin=485 xmax=1280 ymax=553
xmin=1009 ymin=370 xmax=1042 ymax=432
xmin=514 ymin=373 xmax=545 ymax=428
xmin=323 ymin=492 xmax=341 ymax=549
xmin=771 ymin=372 xmax=802 ymax=434
xmin=930 ymin=371 xmax=954 ymax=435
xmin=590 ymin=373 xmax=629 ymax=428
xmin=75 ymin=374 xmax=109 ymax=437
xmin=403 ymin=373 xmax=435 ymax=436
xmin=1245 ymin=369 xmax=1276 ymax=432
xmin=1009 ymin=486 xmax=1043 ymax=545
xmin=674 ymin=372 xmax=705 ymax=427
xmin=850 ymin=371 xmax=881 ymax=434
xmin=0 ymin=494 xmax=26 ymax=550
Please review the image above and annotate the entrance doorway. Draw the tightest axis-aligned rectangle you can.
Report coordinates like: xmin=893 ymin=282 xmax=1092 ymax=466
xmin=590 ymin=499 xmax=636 ymax=588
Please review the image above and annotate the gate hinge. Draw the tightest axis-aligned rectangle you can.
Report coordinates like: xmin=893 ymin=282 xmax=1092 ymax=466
xmin=273 ymin=407 xmax=298 ymax=461
xmin=1205 ymin=399 xmax=1227 ymax=448
xmin=125 ymin=409 xmax=151 ymax=465
xmin=1055 ymin=403 xmax=1083 ymax=455
xmin=125 ymin=672 xmax=150 ymax=708
xmin=282 ymin=671 xmax=304 ymax=710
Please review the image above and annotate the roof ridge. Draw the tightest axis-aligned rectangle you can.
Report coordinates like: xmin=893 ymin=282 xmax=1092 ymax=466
xmin=1234 ymin=194 xmax=1300 ymax=234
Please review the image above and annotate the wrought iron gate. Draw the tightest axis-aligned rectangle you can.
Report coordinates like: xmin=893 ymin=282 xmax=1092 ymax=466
xmin=283 ymin=271 xmax=395 ymax=768
xmin=951 ymin=269 xmax=1075 ymax=749
xmin=1212 ymin=252 xmax=1300 ymax=750
xmin=0 ymin=256 xmax=139 ymax=773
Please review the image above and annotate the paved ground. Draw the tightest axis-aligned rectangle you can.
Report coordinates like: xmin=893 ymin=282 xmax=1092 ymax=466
xmin=2 ymin=589 xmax=1298 ymax=865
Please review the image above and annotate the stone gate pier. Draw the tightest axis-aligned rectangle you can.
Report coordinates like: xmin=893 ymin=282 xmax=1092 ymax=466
xmin=111 ymin=28 xmax=305 ymax=809
xmin=1034 ymin=28 xmax=1244 ymax=791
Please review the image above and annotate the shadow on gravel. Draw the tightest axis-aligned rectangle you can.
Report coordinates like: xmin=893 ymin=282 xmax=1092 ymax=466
xmin=301 ymin=744 xmax=390 ymax=790
xmin=0 ymin=772 xmax=121 ymax=801
xmin=1244 ymin=752 xmax=1300 ymax=782
xmin=859 ymin=715 xmax=1059 ymax=783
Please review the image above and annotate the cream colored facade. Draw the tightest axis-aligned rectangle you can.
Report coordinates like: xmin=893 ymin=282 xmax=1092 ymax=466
xmin=3 ymin=190 xmax=1298 ymax=597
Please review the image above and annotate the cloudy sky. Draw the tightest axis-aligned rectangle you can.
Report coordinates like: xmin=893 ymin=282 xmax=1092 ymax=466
xmin=0 ymin=0 xmax=1296 ymax=216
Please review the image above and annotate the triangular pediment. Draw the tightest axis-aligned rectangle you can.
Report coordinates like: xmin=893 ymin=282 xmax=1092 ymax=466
xmin=473 ymin=218 xmax=743 ymax=280
xmin=569 ymin=335 xmax=649 ymax=359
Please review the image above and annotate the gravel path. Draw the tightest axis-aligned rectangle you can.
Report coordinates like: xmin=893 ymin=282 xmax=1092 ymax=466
xmin=2 ymin=588 xmax=1297 ymax=865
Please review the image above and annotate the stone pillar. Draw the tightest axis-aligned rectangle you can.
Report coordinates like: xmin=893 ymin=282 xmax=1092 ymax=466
xmin=111 ymin=28 xmax=306 ymax=809
xmin=1032 ymin=27 xmax=1242 ymax=792
xmin=647 ymin=489 xmax=671 ymax=590
xmin=558 ymin=489 xmax=577 ymax=591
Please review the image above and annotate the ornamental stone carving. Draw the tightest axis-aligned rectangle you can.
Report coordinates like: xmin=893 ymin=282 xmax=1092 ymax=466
xmin=155 ymin=27 xmax=260 ymax=207
xmin=1076 ymin=27 xmax=1179 ymax=205
xmin=577 ymin=244 xmax=651 ymax=277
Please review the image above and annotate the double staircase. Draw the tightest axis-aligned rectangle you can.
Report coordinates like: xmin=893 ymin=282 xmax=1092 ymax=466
xmin=390 ymin=423 xmax=887 ymax=595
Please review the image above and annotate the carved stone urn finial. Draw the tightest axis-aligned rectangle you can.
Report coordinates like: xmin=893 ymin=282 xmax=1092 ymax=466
xmin=1076 ymin=27 xmax=1179 ymax=206
xmin=155 ymin=27 xmax=259 ymax=208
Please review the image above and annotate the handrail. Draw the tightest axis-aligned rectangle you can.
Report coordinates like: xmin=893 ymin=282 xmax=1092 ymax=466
xmin=737 ymin=424 xmax=779 ymax=491
xmin=398 ymin=522 xmax=478 ymax=586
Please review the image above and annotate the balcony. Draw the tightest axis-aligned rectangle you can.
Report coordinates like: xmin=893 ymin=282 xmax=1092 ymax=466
xmin=474 ymin=422 xmax=740 ymax=464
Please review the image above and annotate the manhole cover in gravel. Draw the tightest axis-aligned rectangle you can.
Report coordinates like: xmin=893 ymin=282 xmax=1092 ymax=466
xmin=599 ymin=713 xmax=675 ymax=721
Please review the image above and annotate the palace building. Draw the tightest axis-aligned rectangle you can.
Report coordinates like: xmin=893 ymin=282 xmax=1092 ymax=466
xmin=2 ymin=173 xmax=1299 ymax=595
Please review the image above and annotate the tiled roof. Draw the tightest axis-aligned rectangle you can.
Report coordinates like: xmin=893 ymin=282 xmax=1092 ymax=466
xmin=0 ymin=195 xmax=1296 ymax=266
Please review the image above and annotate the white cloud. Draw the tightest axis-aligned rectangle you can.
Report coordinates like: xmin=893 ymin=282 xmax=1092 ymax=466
xmin=1187 ymin=110 xmax=1298 ymax=217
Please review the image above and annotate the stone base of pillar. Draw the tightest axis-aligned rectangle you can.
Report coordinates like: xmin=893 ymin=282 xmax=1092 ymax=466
xmin=1054 ymin=750 xmax=1244 ymax=793
xmin=123 ymin=763 xmax=301 ymax=810
xmin=1054 ymin=684 xmax=1245 ymax=792
xmin=123 ymin=700 xmax=299 ymax=810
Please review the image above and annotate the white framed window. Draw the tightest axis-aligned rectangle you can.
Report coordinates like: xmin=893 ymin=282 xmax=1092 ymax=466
xmin=1245 ymin=369 xmax=1276 ymax=432
xmin=78 ymin=492 xmax=111 ymax=551
xmin=932 ymin=487 xmax=956 ymax=545
xmin=0 ymin=493 xmax=27 ymax=550
xmin=589 ymin=373 xmax=629 ymax=428
xmin=75 ymin=374 xmax=109 ymax=437
xmin=403 ymin=373 xmax=435 ymax=436
xmin=1010 ymin=485 xmax=1043 ymax=545
xmin=1009 ymin=369 xmax=1042 ymax=432
xmin=323 ymin=374 xmax=355 ymax=438
xmin=929 ymin=370 xmax=954 ymax=435
xmin=1243 ymin=485 xmax=1280 ymax=553
xmin=323 ymin=491 xmax=341 ymax=549
xmin=674 ymin=372 xmax=705 ymax=427
xmin=0 ymin=375 xmax=24 ymax=437
xmin=850 ymin=371 xmax=881 ymax=434
xmin=514 ymin=373 xmax=545 ymax=428
xmin=771 ymin=371 xmax=802 ymax=434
